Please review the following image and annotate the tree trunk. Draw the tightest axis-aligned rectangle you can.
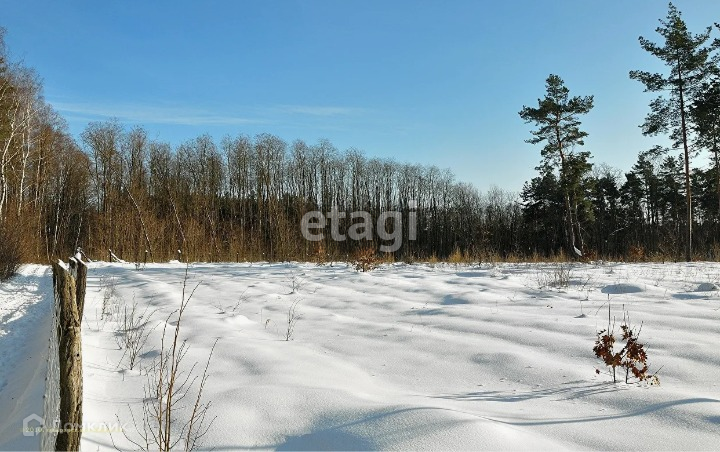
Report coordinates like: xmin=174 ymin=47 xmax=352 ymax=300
xmin=53 ymin=262 xmax=83 ymax=452
xmin=126 ymin=187 xmax=153 ymax=262
xmin=557 ymin=138 xmax=578 ymax=258
xmin=563 ymin=191 xmax=576 ymax=256
xmin=678 ymin=65 xmax=693 ymax=262
xmin=715 ymin=144 xmax=720 ymax=239
xmin=17 ymin=102 xmax=33 ymax=217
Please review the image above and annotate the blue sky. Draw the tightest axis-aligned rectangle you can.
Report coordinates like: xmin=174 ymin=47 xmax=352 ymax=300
xmin=2 ymin=1 xmax=719 ymax=192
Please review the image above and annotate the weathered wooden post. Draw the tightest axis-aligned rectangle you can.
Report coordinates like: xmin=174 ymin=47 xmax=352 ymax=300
xmin=68 ymin=258 xmax=87 ymax=319
xmin=52 ymin=261 xmax=84 ymax=451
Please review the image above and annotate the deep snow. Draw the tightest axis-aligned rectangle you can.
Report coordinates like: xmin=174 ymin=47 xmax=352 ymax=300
xmin=0 ymin=266 xmax=53 ymax=451
xmin=2 ymin=261 xmax=720 ymax=450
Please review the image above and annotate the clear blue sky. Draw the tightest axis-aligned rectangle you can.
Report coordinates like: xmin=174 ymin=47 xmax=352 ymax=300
xmin=2 ymin=1 xmax=719 ymax=192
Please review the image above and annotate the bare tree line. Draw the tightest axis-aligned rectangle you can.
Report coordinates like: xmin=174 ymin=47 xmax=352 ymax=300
xmin=1 ymin=28 xmax=88 ymax=264
xmin=73 ymin=122 xmax=525 ymax=262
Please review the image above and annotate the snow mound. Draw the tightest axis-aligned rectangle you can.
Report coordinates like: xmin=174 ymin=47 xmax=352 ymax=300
xmin=601 ymin=283 xmax=643 ymax=294
xmin=455 ymin=271 xmax=488 ymax=278
xmin=276 ymin=405 xmax=568 ymax=450
xmin=223 ymin=314 xmax=254 ymax=326
xmin=442 ymin=293 xmax=473 ymax=305
xmin=695 ymin=282 xmax=719 ymax=292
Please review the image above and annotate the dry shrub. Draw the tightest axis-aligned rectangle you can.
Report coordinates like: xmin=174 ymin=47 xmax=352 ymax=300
xmin=354 ymin=247 xmax=380 ymax=272
xmin=521 ymin=249 xmax=570 ymax=263
xmin=311 ymin=242 xmax=328 ymax=266
xmin=285 ymin=299 xmax=301 ymax=341
xmin=529 ymin=251 xmax=543 ymax=262
xmin=628 ymin=245 xmax=646 ymax=262
xmin=120 ymin=266 xmax=216 ymax=451
xmin=501 ymin=253 xmax=519 ymax=263
xmin=551 ymin=249 xmax=569 ymax=262
xmin=0 ymin=226 xmax=21 ymax=282
xmin=536 ymin=263 xmax=572 ymax=289
xmin=382 ymin=252 xmax=396 ymax=264
xmin=593 ymin=305 xmax=659 ymax=385
xmin=447 ymin=247 xmax=463 ymax=264
xmin=403 ymin=252 xmax=417 ymax=265
xmin=712 ymin=243 xmax=720 ymax=262
xmin=581 ymin=248 xmax=599 ymax=262
xmin=480 ymin=250 xmax=501 ymax=265
xmin=116 ymin=298 xmax=156 ymax=370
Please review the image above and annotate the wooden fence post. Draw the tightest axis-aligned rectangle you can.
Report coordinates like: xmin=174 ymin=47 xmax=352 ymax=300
xmin=69 ymin=258 xmax=87 ymax=319
xmin=52 ymin=261 xmax=84 ymax=452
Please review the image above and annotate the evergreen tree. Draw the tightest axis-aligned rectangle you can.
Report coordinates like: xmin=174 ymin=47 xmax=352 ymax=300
xmin=519 ymin=74 xmax=594 ymax=257
xmin=690 ymin=77 xmax=720 ymax=227
xmin=629 ymin=3 xmax=719 ymax=260
xmin=588 ymin=167 xmax=622 ymax=256
xmin=521 ymin=168 xmax=565 ymax=255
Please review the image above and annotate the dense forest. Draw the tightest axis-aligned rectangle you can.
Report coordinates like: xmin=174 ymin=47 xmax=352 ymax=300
xmin=1 ymin=5 xmax=720 ymax=266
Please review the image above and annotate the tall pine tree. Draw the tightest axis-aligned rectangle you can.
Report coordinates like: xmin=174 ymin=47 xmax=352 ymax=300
xmin=629 ymin=3 xmax=719 ymax=261
xmin=690 ymin=77 xmax=720 ymax=229
xmin=519 ymin=74 xmax=594 ymax=257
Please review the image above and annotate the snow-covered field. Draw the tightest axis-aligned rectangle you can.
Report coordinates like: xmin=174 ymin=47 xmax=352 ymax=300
xmin=2 ymin=261 xmax=720 ymax=450
xmin=0 ymin=266 xmax=53 ymax=450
